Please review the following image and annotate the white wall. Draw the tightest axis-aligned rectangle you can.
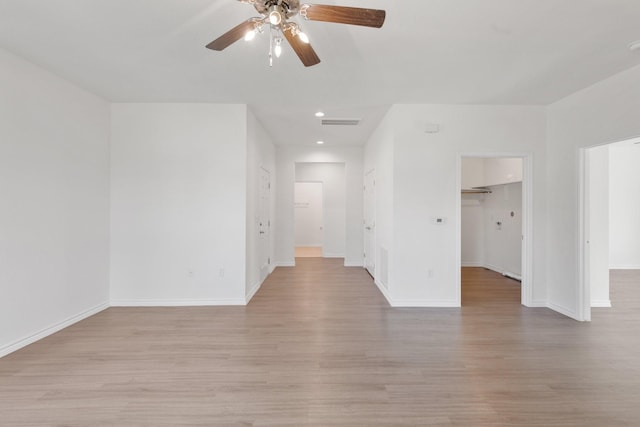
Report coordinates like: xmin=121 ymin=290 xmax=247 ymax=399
xmin=295 ymin=163 xmax=346 ymax=257
xmin=609 ymin=143 xmax=640 ymax=269
xmin=547 ymin=64 xmax=640 ymax=320
xmin=0 ymin=48 xmax=110 ymax=357
xmin=294 ymin=182 xmax=324 ymax=247
xmin=461 ymin=196 xmax=485 ymax=266
xmin=246 ymin=109 xmax=276 ymax=300
xmin=110 ymin=103 xmax=248 ymax=305
xmin=367 ymin=104 xmax=546 ymax=307
xmin=587 ymin=144 xmax=610 ymax=307
xmin=364 ymin=111 xmax=394 ymax=293
xmin=275 ymin=146 xmax=363 ymax=267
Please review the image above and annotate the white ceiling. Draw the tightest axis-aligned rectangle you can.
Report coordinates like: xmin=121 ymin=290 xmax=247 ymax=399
xmin=1 ymin=0 xmax=640 ymax=145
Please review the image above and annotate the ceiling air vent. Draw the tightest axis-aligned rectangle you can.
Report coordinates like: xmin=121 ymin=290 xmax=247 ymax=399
xmin=321 ymin=118 xmax=361 ymax=126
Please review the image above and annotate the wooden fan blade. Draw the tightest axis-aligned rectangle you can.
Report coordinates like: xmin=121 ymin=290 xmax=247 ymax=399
xmin=282 ymin=28 xmax=321 ymax=67
xmin=301 ymin=4 xmax=386 ymax=28
xmin=206 ymin=19 xmax=258 ymax=51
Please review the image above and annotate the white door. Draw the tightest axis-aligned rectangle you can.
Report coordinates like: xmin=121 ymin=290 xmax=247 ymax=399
xmin=364 ymin=170 xmax=376 ymax=276
xmin=259 ymin=168 xmax=271 ymax=281
xmin=294 ymin=182 xmax=324 ymax=249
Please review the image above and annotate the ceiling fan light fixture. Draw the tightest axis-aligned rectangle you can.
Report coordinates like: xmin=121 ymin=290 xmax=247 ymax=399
xmin=274 ymin=38 xmax=283 ymax=58
xmin=244 ymin=29 xmax=257 ymax=41
xmin=315 ymin=111 xmax=325 ymax=117
xmin=298 ymin=31 xmax=309 ymax=44
xmin=268 ymin=6 xmax=283 ymax=25
xmin=207 ymin=2 xmax=385 ymax=67
xmin=317 ymin=140 xmax=325 ymax=145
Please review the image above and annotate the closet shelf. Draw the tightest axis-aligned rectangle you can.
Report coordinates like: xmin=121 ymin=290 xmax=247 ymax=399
xmin=461 ymin=188 xmax=492 ymax=194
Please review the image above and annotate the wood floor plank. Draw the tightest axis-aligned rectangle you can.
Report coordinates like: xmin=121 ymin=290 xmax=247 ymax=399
xmin=1 ymin=261 xmax=639 ymax=425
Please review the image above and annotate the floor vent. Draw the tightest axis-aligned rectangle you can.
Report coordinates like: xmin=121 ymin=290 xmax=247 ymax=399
xmin=321 ymin=118 xmax=361 ymax=126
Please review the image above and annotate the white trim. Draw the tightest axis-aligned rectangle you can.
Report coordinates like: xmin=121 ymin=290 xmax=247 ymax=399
xmin=392 ymin=299 xmax=460 ymax=308
xmin=577 ymin=148 xmax=591 ymax=322
xmin=591 ymin=300 xmax=612 ymax=308
xmin=548 ymin=301 xmax=581 ymax=321
xmin=521 ymin=155 xmax=534 ymax=307
xmin=245 ymin=281 xmax=262 ymax=304
xmin=482 ymin=263 xmax=522 ymax=281
xmin=372 ymin=280 xmax=460 ymax=308
xmin=455 ymin=156 xmax=462 ymax=307
xmin=344 ymin=260 xmax=364 ymax=267
xmin=609 ymin=265 xmax=640 ymax=270
xmin=322 ymin=253 xmax=345 ymax=258
xmin=374 ymin=279 xmax=393 ymax=306
xmin=0 ymin=302 xmax=109 ymax=358
xmin=528 ymin=300 xmax=547 ymax=308
xmin=274 ymin=261 xmax=295 ymax=267
xmin=461 ymin=261 xmax=484 ymax=267
xmin=110 ymin=299 xmax=246 ymax=307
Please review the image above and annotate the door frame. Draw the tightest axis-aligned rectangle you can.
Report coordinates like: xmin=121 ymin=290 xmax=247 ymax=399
xmin=457 ymin=152 xmax=533 ymax=307
xmin=578 ymin=136 xmax=640 ymax=321
xmin=363 ymin=169 xmax=376 ymax=277
xmin=294 ymin=180 xmax=325 ymax=256
xmin=258 ymin=166 xmax=272 ymax=281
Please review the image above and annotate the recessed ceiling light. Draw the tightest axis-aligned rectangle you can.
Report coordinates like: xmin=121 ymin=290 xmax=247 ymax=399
xmin=316 ymin=140 xmax=325 ymax=145
xmin=630 ymin=40 xmax=640 ymax=52
xmin=315 ymin=111 xmax=325 ymax=117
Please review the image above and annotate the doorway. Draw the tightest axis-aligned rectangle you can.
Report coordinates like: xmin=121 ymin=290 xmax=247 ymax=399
xmin=580 ymin=136 xmax=640 ymax=321
xmin=458 ymin=155 xmax=532 ymax=306
xmin=293 ymin=162 xmax=347 ymax=260
xmin=294 ymin=182 xmax=324 ymax=258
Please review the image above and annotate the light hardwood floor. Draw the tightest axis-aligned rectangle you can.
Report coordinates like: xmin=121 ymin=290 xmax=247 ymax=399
xmin=1 ymin=262 xmax=639 ymax=426
xmin=295 ymin=246 xmax=323 ymax=258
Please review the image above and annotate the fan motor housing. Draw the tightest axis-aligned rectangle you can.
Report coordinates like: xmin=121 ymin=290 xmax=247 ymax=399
xmin=253 ymin=0 xmax=300 ymax=17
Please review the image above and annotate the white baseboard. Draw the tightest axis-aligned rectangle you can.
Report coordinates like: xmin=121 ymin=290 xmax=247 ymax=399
xmin=110 ymin=299 xmax=246 ymax=307
xmin=344 ymin=260 xmax=364 ymax=267
xmin=374 ymin=279 xmax=393 ymax=306
xmin=391 ymin=299 xmax=460 ymax=308
xmin=591 ymin=300 xmax=612 ymax=308
xmin=461 ymin=261 xmax=484 ymax=267
xmin=527 ymin=300 xmax=547 ymax=308
xmin=609 ymin=265 xmax=640 ymax=270
xmin=245 ymin=281 xmax=262 ymax=304
xmin=372 ymin=280 xmax=459 ymax=308
xmin=0 ymin=302 xmax=109 ymax=358
xmin=322 ymin=253 xmax=345 ymax=258
xmin=274 ymin=261 xmax=295 ymax=267
xmin=548 ymin=301 xmax=580 ymax=321
xmin=482 ymin=264 xmax=522 ymax=281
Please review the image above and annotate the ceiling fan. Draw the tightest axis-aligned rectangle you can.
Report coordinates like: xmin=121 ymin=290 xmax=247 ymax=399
xmin=206 ymin=0 xmax=386 ymax=67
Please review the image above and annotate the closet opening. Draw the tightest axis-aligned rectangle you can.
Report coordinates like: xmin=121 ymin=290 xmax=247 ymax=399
xmin=458 ymin=155 xmax=532 ymax=307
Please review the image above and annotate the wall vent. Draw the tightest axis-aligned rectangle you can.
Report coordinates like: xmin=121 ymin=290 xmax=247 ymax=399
xmin=321 ymin=118 xmax=361 ymax=126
